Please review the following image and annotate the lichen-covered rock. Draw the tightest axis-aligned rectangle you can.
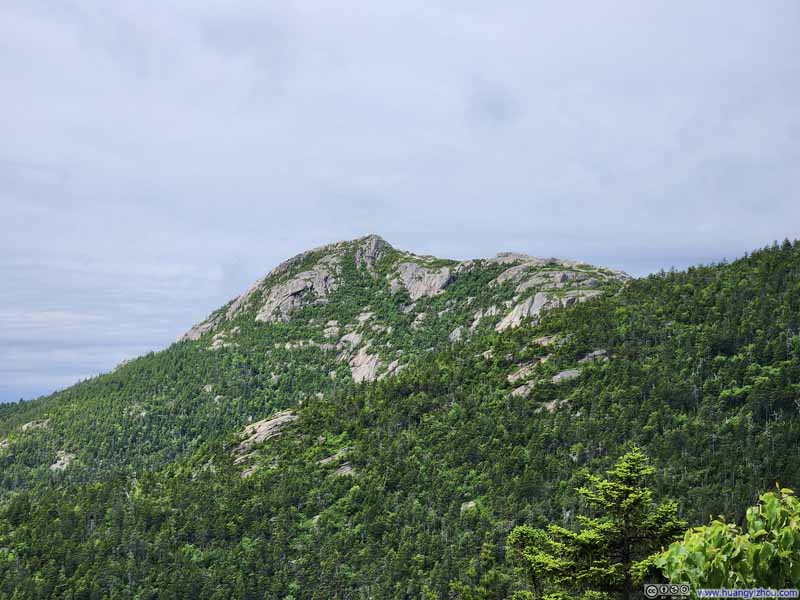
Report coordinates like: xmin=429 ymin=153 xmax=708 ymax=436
xmin=390 ymin=262 xmax=453 ymax=300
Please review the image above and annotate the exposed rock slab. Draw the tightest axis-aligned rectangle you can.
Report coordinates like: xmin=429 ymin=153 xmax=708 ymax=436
xmin=355 ymin=234 xmax=388 ymax=274
xmin=256 ymin=256 xmax=339 ymax=322
xmin=496 ymin=292 xmax=554 ymax=331
xmin=508 ymin=362 xmax=539 ymax=384
xmin=350 ymin=345 xmax=381 ymax=383
xmin=390 ymin=262 xmax=453 ymax=300
xmin=579 ymin=349 xmax=608 ymax=364
xmin=551 ymin=369 xmax=581 ymax=383
xmin=236 ymin=410 xmax=298 ymax=454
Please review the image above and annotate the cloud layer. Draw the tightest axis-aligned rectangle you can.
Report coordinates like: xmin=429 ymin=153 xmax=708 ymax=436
xmin=2 ymin=1 xmax=799 ymax=401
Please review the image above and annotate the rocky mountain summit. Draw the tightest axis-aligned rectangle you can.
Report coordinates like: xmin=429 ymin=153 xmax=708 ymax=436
xmin=180 ymin=235 xmax=629 ymax=383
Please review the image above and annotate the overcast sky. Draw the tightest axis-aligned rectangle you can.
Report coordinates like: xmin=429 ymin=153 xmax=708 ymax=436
xmin=2 ymin=1 xmax=799 ymax=402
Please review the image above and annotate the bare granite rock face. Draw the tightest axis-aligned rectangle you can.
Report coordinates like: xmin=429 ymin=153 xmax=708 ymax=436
xmin=448 ymin=325 xmax=464 ymax=342
xmin=339 ymin=332 xmax=363 ymax=348
xmin=350 ymin=345 xmax=381 ymax=383
xmin=180 ymin=313 xmax=224 ymax=342
xmin=390 ymin=262 xmax=454 ymax=300
xmin=496 ymin=292 xmax=554 ymax=331
xmin=256 ymin=255 xmax=339 ymax=322
xmin=236 ymin=410 xmax=298 ymax=454
xmin=496 ymin=289 xmax=605 ymax=332
xmin=355 ymin=234 xmax=388 ymax=275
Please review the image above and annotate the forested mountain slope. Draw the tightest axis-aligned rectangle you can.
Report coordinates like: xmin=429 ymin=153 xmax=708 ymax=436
xmin=1 ymin=237 xmax=799 ymax=599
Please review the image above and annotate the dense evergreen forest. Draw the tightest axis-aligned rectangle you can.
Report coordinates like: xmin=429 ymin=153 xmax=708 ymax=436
xmin=1 ymin=236 xmax=799 ymax=598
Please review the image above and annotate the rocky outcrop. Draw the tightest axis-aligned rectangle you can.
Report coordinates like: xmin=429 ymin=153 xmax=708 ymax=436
xmin=390 ymin=262 xmax=454 ymax=300
xmin=355 ymin=235 xmax=388 ymax=275
xmin=319 ymin=448 xmax=349 ymax=465
xmin=256 ymin=256 xmax=339 ymax=322
xmin=496 ymin=289 xmax=605 ymax=332
xmin=511 ymin=382 xmax=534 ymax=397
xmin=496 ymin=292 xmax=554 ymax=331
xmin=335 ymin=463 xmax=355 ymax=477
xmin=448 ymin=326 xmax=464 ymax=342
xmin=339 ymin=332 xmax=363 ymax=348
xmin=49 ymin=451 xmax=74 ymax=471
xmin=551 ymin=369 xmax=581 ymax=383
xmin=21 ymin=419 xmax=49 ymax=432
xmin=470 ymin=305 xmax=499 ymax=330
xmin=579 ymin=349 xmax=608 ymax=363
xmin=508 ymin=362 xmax=539 ymax=384
xmin=350 ymin=345 xmax=381 ymax=383
xmin=378 ymin=359 xmax=405 ymax=381
xmin=236 ymin=410 xmax=298 ymax=454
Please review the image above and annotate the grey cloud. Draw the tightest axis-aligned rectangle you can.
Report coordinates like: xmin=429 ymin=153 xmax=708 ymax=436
xmin=1 ymin=0 xmax=799 ymax=401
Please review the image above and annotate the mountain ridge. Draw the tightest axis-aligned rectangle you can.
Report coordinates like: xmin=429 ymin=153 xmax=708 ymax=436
xmin=2 ymin=238 xmax=798 ymax=599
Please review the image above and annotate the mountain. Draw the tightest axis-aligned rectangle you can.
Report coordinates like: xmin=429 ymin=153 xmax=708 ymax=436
xmin=1 ymin=236 xmax=799 ymax=599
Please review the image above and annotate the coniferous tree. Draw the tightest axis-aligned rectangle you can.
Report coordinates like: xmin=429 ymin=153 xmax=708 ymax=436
xmin=508 ymin=447 xmax=686 ymax=600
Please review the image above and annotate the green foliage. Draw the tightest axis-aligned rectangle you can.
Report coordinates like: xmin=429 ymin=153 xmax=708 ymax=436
xmin=507 ymin=448 xmax=685 ymax=599
xmin=656 ymin=487 xmax=800 ymax=589
xmin=0 ymin=238 xmax=799 ymax=597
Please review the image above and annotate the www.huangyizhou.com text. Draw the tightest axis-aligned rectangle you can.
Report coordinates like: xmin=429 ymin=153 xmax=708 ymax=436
xmin=696 ymin=589 xmax=799 ymax=598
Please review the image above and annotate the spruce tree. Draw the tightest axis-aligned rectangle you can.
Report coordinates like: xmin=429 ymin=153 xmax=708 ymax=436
xmin=508 ymin=447 xmax=686 ymax=599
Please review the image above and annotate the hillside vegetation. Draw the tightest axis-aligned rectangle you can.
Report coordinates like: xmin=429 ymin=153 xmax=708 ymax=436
xmin=1 ymin=236 xmax=799 ymax=599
